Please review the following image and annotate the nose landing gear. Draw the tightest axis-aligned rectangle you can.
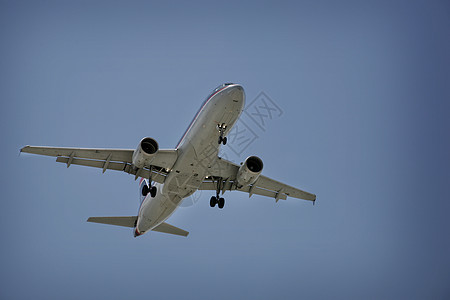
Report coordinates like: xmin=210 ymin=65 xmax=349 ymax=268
xmin=218 ymin=136 xmax=227 ymax=145
xmin=217 ymin=123 xmax=227 ymax=145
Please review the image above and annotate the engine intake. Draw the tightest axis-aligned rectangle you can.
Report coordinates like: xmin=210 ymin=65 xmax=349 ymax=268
xmin=132 ymin=137 xmax=159 ymax=169
xmin=236 ymin=156 xmax=263 ymax=187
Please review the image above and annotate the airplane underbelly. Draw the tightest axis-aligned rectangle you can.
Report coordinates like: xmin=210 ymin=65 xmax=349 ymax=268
xmin=137 ymin=85 xmax=245 ymax=234
xmin=163 ymin=172 xmax=202 ymax=199
xmin=137 ymin=184 xmax=183 ymax=233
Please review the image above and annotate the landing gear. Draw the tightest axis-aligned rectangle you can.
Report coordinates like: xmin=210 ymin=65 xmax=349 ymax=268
xmin=218 ymin=136 xmax=227 ymax=145
xmin=210 ymin=196 xmax=217 ymax=207
xmin=142 ymin=184 xmax=157 ymax=197
xmin=142 ymin=184 xmax=149 ymax=196
xmin=150 ymin=186 xmax=157 ymax=197
xmin=210 ymin=177 xmax=225 ymax=209
xmin=217 ymin=123 xmax=227 ymax=145
xmin=145 ymin=167 xmax=157 ymax=198
xmin=218 ymin=197 xmax=225 ymax=209
xmin=209 ymin=196 xmax=225 ymax=209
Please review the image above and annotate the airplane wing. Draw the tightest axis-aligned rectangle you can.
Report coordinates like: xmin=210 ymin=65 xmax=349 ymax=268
xmin=20 ymin=146 xmax=178 ymax=183
xmin=198 ymin=157 xmax=316 ymax=202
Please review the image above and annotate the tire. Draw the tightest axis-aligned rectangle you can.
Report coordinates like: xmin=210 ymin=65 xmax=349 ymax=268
xmin=218 ymin=136 xmax=222 ymax=144
xmin=142 ymin=185 xmax=149 ymax=196
xmin=218 ymin=197 xmax=225 ymax=209
xmin=210 ymin=196 xmax=217 ymax=207
xmin=150 ymin=186 xmax=157 ymax=197
xmin=222 ymin=137 xmax=227 ymax=145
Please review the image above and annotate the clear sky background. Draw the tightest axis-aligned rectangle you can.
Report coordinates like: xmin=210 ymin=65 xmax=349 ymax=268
xmin=1 ymin=1 xmax=449 ymax=299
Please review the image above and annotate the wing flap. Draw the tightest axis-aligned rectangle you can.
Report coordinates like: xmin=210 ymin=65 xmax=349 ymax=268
xmin=198 ymin=181 xmax=287 ymax=200
xmin=152 ymin=222 xmax=189 ymax=237
xmin=55 ymin=157 xmax=167 ymax=184
xmin=87 ymin=216 xmax=137 ymax=228
xmin=21 ymin=145 xmax=178 ymax=182
xmin=56 ymin=156 xmax=127 ymax=171
xmin=255 ymin=175 xmax=316 ymax=201
xmin=204 ymin=157 xmax=316 ymax=202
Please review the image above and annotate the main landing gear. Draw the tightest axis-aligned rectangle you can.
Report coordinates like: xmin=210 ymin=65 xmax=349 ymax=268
xmin=142 ymin=184 xmax=157 ymax=198
xmin=210 ymin=177 xmax=225 ymax=209
xmin=217 ymin=123 xmax=227 ymax=145
xmin=142 ymin=169 xmax=157 ymax=198
xmin=210 ymin=195 xmax=225 ymax=209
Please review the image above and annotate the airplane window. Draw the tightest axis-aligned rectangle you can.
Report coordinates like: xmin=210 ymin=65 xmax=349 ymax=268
xmin=207 ymin=83 xmax=233 ymax=99
xmin=177 ymin=84 xmax=232 ymax=147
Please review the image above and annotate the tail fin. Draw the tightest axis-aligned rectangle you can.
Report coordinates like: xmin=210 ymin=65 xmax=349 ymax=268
xmin=87 ymin=216 xmax=137 ymax=228
xmin=87 ymin=216 xmax=189 ymax=237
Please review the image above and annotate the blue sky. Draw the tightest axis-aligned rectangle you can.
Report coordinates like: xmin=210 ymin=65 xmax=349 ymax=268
xmin=1 ymin=1 xmax=449 ymax=299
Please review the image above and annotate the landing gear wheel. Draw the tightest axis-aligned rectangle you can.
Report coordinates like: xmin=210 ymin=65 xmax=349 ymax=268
xmin=150 ymin=186 xmax=157 ymax=197
xmin=142 ymin=185 xmax=149 ymax=196
xmin=217 ymin=123 xmax=227 ymax=145
xmin=210 ymin=196 xmax=217 ymax=207
xmin=218 ymin=197 xmax=225 ymax=209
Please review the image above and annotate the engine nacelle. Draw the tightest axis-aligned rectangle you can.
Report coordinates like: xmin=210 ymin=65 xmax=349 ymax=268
xmin=132 ymin=137 xmax=159 ymax=169
xmin=236 ymin=156 xmax=264 ymax=187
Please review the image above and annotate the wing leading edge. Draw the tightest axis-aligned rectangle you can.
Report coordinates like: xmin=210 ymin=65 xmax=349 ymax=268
xmin=20 ymin=146 xmax=316 ymax=202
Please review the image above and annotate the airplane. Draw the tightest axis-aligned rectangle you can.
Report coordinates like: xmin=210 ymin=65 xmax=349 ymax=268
xmin=21 ymin=83 xmax=316 ymax=237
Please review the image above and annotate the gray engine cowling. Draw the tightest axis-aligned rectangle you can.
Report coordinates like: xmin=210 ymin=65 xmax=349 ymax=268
xmin=236 ymin=156 xmax=263 ymax=187
xmin=132 ymin=137 xmax=159 ymax=169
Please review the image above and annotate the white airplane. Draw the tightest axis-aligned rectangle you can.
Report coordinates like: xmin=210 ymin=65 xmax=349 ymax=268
xmin=21 ymin=83 xmax=316 ymax=237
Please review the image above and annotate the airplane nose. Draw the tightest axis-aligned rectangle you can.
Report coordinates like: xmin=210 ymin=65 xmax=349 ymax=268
xmin=228 ymin=85 xmax=245 ymax=102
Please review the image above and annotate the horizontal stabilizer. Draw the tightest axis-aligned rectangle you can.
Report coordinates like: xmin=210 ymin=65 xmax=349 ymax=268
xmin=87 ymin=216 xmax=137 ymax=228
xmin=152 ymin=222 xmax=189 ymax=237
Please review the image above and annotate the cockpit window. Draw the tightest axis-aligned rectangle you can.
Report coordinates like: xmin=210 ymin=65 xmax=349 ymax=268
xmin=175 ymin=83 xmax=234 ymax=147
xmin=205 ymin=83 xmax=234 ymax=100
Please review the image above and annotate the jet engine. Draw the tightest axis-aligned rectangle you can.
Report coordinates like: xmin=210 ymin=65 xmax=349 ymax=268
xmin=236 ymin=156 xmax=263 ymax=187
xmin=132 ymin=137 xmax=159 ymax=169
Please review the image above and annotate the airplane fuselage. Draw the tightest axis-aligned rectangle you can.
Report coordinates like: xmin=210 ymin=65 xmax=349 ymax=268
xmin=21 ymin=83 xmax=316 ymax=237
xmin=135 ymin=84 xmax=245 ymax=236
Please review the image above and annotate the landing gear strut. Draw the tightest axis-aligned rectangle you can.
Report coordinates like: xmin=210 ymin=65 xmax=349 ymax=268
xmin=209 ymin=177 xmax=225 ymax=209
xmin=142 ymin=166 xmax=157 ymax=198
xmin=217 ymin=123 xmax=227 ymax=145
